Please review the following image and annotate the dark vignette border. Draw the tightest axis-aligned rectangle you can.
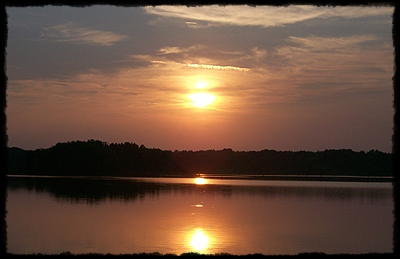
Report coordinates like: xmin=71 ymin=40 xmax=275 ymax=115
xmin=0 ymin=0 xmax=397 ymax=257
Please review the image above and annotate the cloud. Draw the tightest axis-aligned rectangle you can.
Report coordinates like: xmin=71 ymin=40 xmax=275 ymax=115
xmin=130 ymin=44 xmax=254 ymax=72
xmin=275 ymin=34 xmax=391 ymax=71
xmin=270 ymin=34 xmax=393 ymax=100
xmin=143 ymin=5 xmax=393 ymax=28
xmin=158 ymin=45 xmax=205 ymax=54
xmin=9 ymin=32 xmax=391 ymax=121
xmin=251 ymin=47 xmax=267 ymax=61
xmin=41 ymin=21 xmax=128 ymax=46
xmin=158 ymin=46 xmax=183 ymax=54
xmin=185 ymin=63 xmax=249 ymax=71
xmin=284 ymin=34 xmax=380 ymax=52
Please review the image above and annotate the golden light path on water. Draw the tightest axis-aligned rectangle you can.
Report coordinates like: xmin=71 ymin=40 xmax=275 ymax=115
xmin=189 ymin=228 xmax=210 ymax=251
xmin=186 ymin=177 xmax=213 ymax=253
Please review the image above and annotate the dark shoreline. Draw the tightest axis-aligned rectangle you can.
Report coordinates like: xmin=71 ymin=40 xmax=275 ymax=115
xmin=5 ymin=252 xmax=395 ymax=257
xmin=8 ymin=143 xmax=392 ymax=180
xmin=201 ymin=174 xmax=394 ymax=183
xmin=7 ymin=174 xmax=394 ymax=183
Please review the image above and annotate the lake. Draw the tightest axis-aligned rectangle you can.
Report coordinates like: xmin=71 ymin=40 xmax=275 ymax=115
xmin=6 ymin=175 xmax=394 ymax=255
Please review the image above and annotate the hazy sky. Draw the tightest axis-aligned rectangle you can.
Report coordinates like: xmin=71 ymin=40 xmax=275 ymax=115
xmin=6 ymin=5 xmax=394 ymax=152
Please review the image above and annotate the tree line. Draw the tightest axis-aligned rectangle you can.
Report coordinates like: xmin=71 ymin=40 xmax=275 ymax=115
xmin=7 ymin=139 xmax=392 ymax=177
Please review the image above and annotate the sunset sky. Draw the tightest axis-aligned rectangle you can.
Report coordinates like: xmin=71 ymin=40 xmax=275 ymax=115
xmin=5 ymin=5 xmax=394 ymax=152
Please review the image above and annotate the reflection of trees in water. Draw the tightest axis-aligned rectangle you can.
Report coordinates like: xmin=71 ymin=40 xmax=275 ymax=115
xmin=7 ymin=176 xmax=392 ymax=205
xmin=234 ymin=185 xmax=392 ymax=201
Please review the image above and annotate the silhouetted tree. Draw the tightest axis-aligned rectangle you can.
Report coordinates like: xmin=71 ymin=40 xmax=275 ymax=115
xmin=7 ymin=140 xmax=392 ymax=177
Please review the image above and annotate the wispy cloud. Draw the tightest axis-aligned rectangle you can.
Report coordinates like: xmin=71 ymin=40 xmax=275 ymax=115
xmin=275 ymin=34 xmax=392 ymax=72
xmin=185 ymin=63 xmax=249 ymax=71
xmin=143 ymin=5 xmax=393 ymax=28
xmin=270 ymin=34 xmax=393 ymax=101
xmin=284 ymin=34 xmax=380 ymax=52
xmin=41 ymin=22 xmax=128 ymax=46
xmin=158 ymin=45 xmax=206 ymax=54
xmin=131 ymin=44 xmax=254 ymax=72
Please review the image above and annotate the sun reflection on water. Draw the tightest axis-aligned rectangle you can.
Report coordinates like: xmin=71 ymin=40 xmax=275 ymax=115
xmin=189 ymin=228 xmax=210 ymax=252
xmin=194 ymin=177 xmax=207 ymax=185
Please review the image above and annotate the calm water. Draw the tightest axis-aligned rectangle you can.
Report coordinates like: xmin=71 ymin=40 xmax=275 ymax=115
xmin=6 ymin=176 xmax=394 ymax=255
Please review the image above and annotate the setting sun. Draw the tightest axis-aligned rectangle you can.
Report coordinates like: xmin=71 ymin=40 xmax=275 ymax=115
xmin=188 ymin=93 xmax=216 ymax=108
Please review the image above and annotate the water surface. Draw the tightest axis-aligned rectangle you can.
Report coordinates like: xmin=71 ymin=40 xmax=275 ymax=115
xmin=6 ymin=176 xmax=393 ymax=255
